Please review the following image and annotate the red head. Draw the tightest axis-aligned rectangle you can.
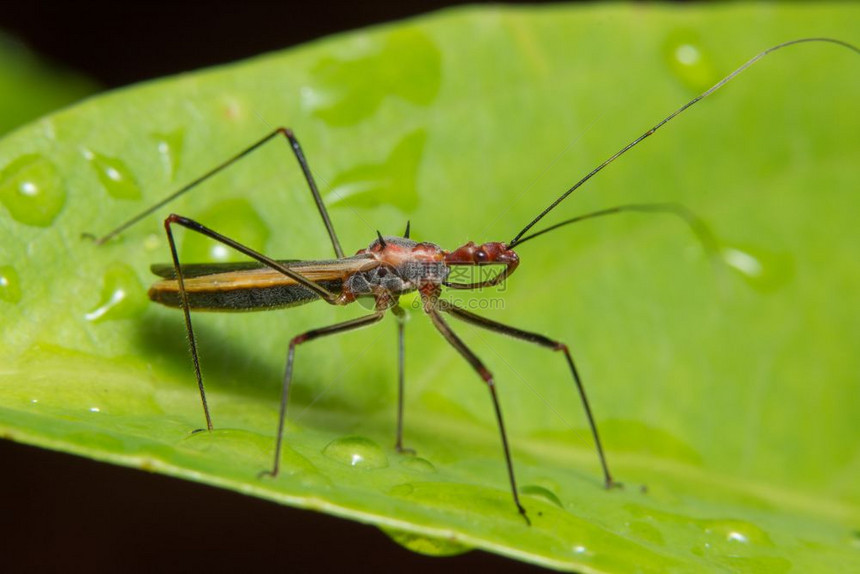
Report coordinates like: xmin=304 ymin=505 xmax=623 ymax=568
xmin=444 ymin=241 xmax=517 ymax=265
xmin=443 ymin=242 xmax=519 ymax=289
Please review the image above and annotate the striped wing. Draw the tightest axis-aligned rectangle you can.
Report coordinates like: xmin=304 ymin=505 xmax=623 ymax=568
xmin=148 ymin=256 xmax=377 ymax=311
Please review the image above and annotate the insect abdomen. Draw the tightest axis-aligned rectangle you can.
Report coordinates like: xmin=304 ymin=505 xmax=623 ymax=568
xmin=148 ymin=280 xmax=343 ymax=312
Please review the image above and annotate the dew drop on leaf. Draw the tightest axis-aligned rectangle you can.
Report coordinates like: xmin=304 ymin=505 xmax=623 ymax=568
xmin=306 ymin=27 xmax=441 ymax=126
xmin=0 ymin=154 xmax=65 ymax=226
xmin=82 ymin=148 xmax=142 ymax=200
xmin=0 ymin=265 xmax=22 ymax=303
xmin=698 ymin=518 xmax=774 ymax=553
xmin=84 ymin=263 xmax=147 ymax=323
xmin=380 ymin=526 xmax=472 ymax=557
xmin=326 ymin=129 xmax=425 ymax=211
xmin=521 ymin=484 xmax=563 ymax=508
xmin=398 ymin=455 xmax=436 ymax=473
xmin=180 ymin=199 xmax=270 ymax=262
xmin=322 ymin=436 xmax=388 ymax=469
xmin=152 ymin=129 xmax=185 ymax=180
xmin=720 ymin=243 xmax=794 ymax=292
xmin=663 ymin=31 xmax=719 ymax=93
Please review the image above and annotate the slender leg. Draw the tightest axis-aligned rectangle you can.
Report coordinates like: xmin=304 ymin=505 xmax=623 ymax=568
xmin=423 ymin=302 xmax=530 ymax=525
xmin=390 ymin=305 xmax=413 ymax=453
xmin=261 ymin=311 xmax=386 ymax=477
xmin=94 ymin=127 xmax=344 ymax=258
xmin=162 ymin=214 xmax=343 ymax=431
xmin=438 ymin=300 xmax=617 ymax=489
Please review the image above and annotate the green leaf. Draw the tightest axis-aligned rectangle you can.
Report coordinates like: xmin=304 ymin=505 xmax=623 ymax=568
xmin=0 ymin=31 xmax=98 ymax=137
xmin=1 ymin=4 xmax=859 ymax=571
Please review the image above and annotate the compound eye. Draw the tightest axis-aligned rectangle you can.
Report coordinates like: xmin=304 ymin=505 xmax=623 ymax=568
xmin=474 ymin=249 xmax=488 ymax=263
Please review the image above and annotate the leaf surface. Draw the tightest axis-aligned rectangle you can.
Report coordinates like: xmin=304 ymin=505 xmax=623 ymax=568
xmin=1 ymin=4 xmax=859 ymax=571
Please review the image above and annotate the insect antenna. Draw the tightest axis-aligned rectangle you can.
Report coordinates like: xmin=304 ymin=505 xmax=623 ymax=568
xmin=376 ymin=230 xmax=387 ymax=248
xmin=512 ymin=202 xmax=719 ymax=259
xmin=403 ymin=220 xmax=411 ymax=239
xmin=507 ymin=37 xmax=860 ymax=249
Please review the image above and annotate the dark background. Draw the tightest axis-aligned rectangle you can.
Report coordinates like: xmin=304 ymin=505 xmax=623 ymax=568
xmin=1 ymin=2 xmax=558 ymax=572
xmin=3 ymin=1 xmax=513 ymax=88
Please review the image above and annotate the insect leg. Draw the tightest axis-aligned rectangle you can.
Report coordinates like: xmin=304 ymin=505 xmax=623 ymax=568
xmin=423 ymin=301 xmax=530 ymax=525
xmin=163 ymin=213 xmax=342 ymax=431
xmin=438 ymin=300 xmax=617 ymax=490
xmin=163 ymin=216 xmax=210 ymax=431
xmin=283 ymin=128 xmax=344 ymax=258
xmin=165 ymin=214 xmax=339 ymax=301
xmin=262 ymin=311 xmax=386 ymax=477
xmin=94 ymin=127 xmax=344 ymax=258
xmin=390 ymin=305 xmax=412 ymax=453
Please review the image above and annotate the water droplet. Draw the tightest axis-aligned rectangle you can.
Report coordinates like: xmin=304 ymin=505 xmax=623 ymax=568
xmin=181 ymin=199 xmax=270 ymax=262
xmin=572 ymin=544 xmax=589 ymax=555
xmin=399 ymin=455 xmax=435 ymax=473
xmin=721 ymin=243 xmax=793 ymax=292
xmin=0 ymin=265 xmax=22 ymax=303
xmin=663 ymin=32 xmax=719 ymax=93
xmin=322 ymin=436 xmax=388 ymax=469
xmin=723 ymin=247 xmax=762 ymax=276
xmin=326 ymin=129 xmax=425 ymax=211
xmin=306 ymin=27 xmax=441 ymax=126
xmin=380 ymin=527 xmax=471 ymax=557
xmin=697 ymin=518 xmax=773 ymax=557
xmin=84 ymin=263 xmax=147 ymax=322
xmin=362 ymin=479 xmax=688 ymax=569
xmin=89 ymin=406 xmax=101 ymax=413
xmin=521 ymin=484 xmax=563 ymax=508
xmin=624 ymin=520 xmax=665 ymax=546
xmin=83 ymin=148 xmax=141 ymax=199
xmin=0 ymin=154 xmax=65 ymax=226
xmin=152 ymin=129 xmax=185 ymax=179
xmin=675 ymin=44 xmax=700 ymax=66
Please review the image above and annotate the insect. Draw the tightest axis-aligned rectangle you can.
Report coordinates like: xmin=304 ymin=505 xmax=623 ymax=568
xmin=92 ymin=38 xmax=857 ymax=524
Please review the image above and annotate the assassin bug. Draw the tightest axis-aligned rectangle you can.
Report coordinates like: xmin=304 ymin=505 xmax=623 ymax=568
xmin=92 ymin=38 xmax=858 ymax=524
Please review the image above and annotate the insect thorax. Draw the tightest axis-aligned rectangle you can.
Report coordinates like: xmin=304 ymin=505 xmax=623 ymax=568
xmin=344 ymin=261 xmax=450 ymax=296
xmin=345 ymin=235 xmax=451 ymax=297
